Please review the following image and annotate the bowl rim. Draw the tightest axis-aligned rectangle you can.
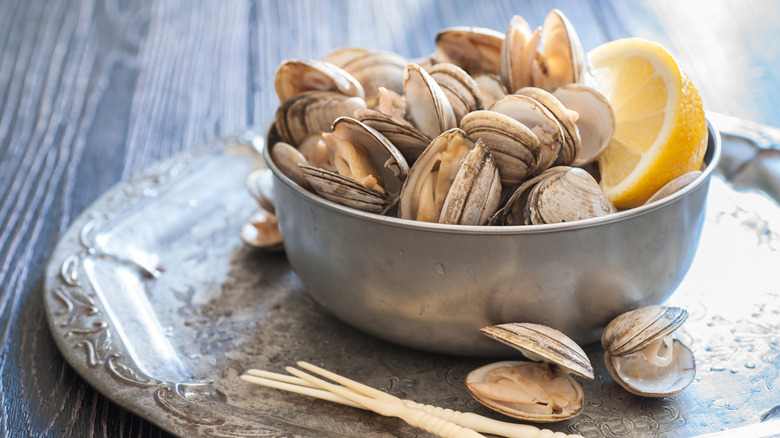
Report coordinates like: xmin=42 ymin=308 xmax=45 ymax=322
xmin=263 ymin=120 xmax=721 ymax=235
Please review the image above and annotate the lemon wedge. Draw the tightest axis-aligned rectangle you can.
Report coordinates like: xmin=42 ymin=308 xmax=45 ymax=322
xmin=588 ymin=38 xmax=707 ymax=208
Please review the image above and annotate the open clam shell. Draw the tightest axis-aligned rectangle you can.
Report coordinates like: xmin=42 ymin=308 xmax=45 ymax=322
xmin=274 ymin=90 xmax=367 ymax=146
xmin=532 ymin=9 xmax=585 ymax=90
xmin=516 ymin=86 xmax=580 ymax=166
xmin=428 ymin=62 xmax=484 ymax=124
xmin=434 ymin=26 xmax=504 ymax=76
xmin=324 ymin=49 xmax=407 ymax=107
xmin=274 ymin=59 xmax=365 ymax=103
xmin=602 ymin=306 xmax=695 ymax=397
xmin=552 ymin=84 xmax=615 ymax=167
xmin=299 ymin=117 xmax=409 ymax=214
xmin=403 ymin=63 xmax=457 ymax=139
xmin=466 ymin=323 xmax=593 ymax=422
xmin=489 ymin=94 xmax=564 ymax=173
xmin=398 ymin=129 xmax=500 ymax=225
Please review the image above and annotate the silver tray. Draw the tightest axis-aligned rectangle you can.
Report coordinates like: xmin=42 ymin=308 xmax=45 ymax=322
xmin=44 ymin=124 xmax=780 ymax=437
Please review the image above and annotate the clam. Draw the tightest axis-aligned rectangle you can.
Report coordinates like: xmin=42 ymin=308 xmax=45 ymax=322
xmin=274 ymin=90 xmax=367 ymax=146
xmin=398 ymin=129 xmax=501 ymax=225
xmin=472 ymin=73 xmax=507 ymax=108
xmin=531 ymin=9 xmax=585 ymax=91
xmin=434 ymin=26 xmax=504 ymax=76
xmin=355 ymin=108 xmax=431 ymax=164
xmin=428 ymin=63 xmax=484 ymax=124
xmin=489 ymin=94 xmax=564 ymax=173
xmin=491 ymin=166 xmax=615 ymax=226
xmin=324 ymin=49 xmax=407 ymax=107
xmin=466 ymin=323 xmax=594 ymax=422
xmin=299 ymin=117 xmax=409 ymax=213
xmin=242 ymin=169 xmax=284 ymax=251
xmin=246 ymin=168 xmax=277 ymax=213
xmin=552 ymin=84 xmax=615 ymax=167
xmin=269 ymin=141 xmax=310 ymax=189
xmin=459 ymin=110 xmax=540 ymax=186
xmin=240 ymin=208 xmax=284 ymax=251
xmin=499 ymin=15 xmax=541 ymax=93
xmin=516 ymin=86 xmax=580 ymax=166
xmin=274 ymin=59 xmax=365 ymax=103
xmin=602 ymin=306 xmax=696 ymax=397
xmin=644 ymin=171 xmax=703 ymax=205
xmin=403 ymin=63 xmax=457 ymax=139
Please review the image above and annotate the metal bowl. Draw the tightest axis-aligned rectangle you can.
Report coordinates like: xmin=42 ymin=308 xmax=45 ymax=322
xmin=263 ymin=122 xmax=721 ymax=356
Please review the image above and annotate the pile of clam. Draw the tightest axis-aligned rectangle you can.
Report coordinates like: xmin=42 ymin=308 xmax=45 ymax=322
xmin=249 ymin=8 xmax=628 ymax=246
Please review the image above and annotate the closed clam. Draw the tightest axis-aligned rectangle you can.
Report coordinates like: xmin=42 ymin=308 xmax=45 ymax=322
xmin=602 ymin=306 xmax=696 ymax=397
xmin=460 ymin=110 xmax=540 ymax=186
xmin=299 ymin=117 xmax=409 ymax=214
xmin=491 ymin=166 xmax=615 ymax=225
xmin=466 ymin=323 xmax=593 ymax=422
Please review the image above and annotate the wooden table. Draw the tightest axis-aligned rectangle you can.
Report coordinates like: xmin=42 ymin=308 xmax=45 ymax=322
xmin=2 ymin=0 xmax=780 ymax=436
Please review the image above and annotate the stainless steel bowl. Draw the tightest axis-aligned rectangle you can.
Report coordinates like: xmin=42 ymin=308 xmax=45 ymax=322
xmin=263 ymin=122 xmax=721 ymax=356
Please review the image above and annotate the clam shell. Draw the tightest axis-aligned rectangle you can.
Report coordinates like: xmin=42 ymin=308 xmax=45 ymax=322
xmin=516 ymin=87 xmax=580 ymax=166
xmin=489 ymin=94 xmax=564 ymax=173
xmin=355 ymin=108 xmax=431 ymax=164
xmin=552 ymin=84 xmax=615 ymax=167
xmin=499 ymin=15 xmax=541 ymax=93
xmin=274 ymin=59 xmax=365 ymax=103
xmin=269 ymin=142 xmax=310 ymax=190
xmin=465 ymin=360 xmax=585 ymax=422
xmin=434 ymin=26 xmax=504 ymax=75
xmin=240 ymin=208 xmax=284 ymax=251
xmin=403 ymin=63 xmax=457 ymax=138
xmin=300 ymin=117 xmax=409 ymax=213
xmin=532 ymin=9 xmax=585 ymax=90
xmin=428 ymin=63 xmax=484 ymax=124
xmin=439 ymin=139 xmax=502 ymax=225
xmin=601 ymin=305 xmax=689 ymax=356
xmin=460 ymin=110 xmax=540 ymax=186
xmin=604 ymin=339 xmax=695 ymax=397
xmin=274 ymin=90 xmax=367 ymax=146
xmin=644 ymin=171 xmax=703 ymax=205
xmin=397 ymin=128 xmax=473 ymax=222
xmin=246 ymin=168 xmax=277 ymax=213
xmin=480 ymin=323 xmax=594 ymax=379
xmin=332 ymin=50 xmax=407 ymax=106
xmin=524 ymin=166 xmax=616 ymax=225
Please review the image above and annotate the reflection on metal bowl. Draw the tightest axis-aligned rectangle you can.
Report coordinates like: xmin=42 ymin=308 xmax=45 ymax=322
xmin=263 ymin=122 xmax=721 ymax=356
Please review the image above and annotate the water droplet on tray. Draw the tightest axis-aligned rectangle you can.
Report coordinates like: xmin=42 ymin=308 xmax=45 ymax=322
xmin=435 ymin=263 xmax=446 ymax=274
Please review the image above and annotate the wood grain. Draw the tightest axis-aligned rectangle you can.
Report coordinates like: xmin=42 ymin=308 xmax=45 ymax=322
xmin=1 ymin=0 xmax=779 ymax=436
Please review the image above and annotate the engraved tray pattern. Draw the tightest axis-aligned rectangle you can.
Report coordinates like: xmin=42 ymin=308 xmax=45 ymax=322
xmin=44 ymin=129 xmax=780 ymax=437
